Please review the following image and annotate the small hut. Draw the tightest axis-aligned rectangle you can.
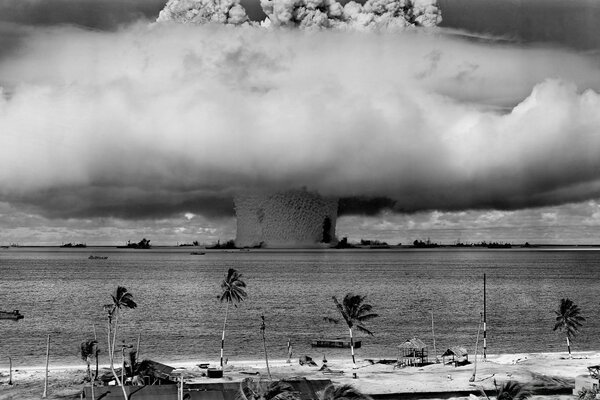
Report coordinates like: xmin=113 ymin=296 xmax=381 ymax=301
xmin=441 ymin=347 xmax=469 ymax=367
xmin=397 ymin=338 xmax=428 ymax=367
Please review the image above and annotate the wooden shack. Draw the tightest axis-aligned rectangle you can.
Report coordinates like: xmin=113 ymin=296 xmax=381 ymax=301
xmin=397 ymin=338 xmax=428 ymax=366
xmin=441 ymin=346 xmax=469 ymax=366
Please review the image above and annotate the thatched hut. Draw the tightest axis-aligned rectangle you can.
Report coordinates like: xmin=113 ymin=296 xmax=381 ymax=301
xmin=397 ymin=338 xmax=428 ymax=366
xmin=441 ymin=346 xmax=469 ymax=367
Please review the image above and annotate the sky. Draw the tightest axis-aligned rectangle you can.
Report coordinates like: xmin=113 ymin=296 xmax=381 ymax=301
xmin=1 ymin=0 xmax=600 ymax=246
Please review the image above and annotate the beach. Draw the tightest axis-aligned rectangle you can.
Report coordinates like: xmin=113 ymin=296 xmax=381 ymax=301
xmin=0 ymin=351 xmax=592 ymax=399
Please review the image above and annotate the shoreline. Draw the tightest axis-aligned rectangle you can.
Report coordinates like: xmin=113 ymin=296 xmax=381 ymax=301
xmin=1 ymin=351 xmax=596 ymax=399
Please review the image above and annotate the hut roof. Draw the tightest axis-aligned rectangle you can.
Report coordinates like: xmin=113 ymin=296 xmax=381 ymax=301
xmin=441 ymin=346 xmax=468 ymax=357
xmin=397 ymin=338 xmax=428 ymax=349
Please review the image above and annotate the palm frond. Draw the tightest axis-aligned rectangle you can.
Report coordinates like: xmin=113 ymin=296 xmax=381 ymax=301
xmin=554 ymin=298 xmax=585 ymax=339
xmin=221 ymin=268 xmax=248 ymax=305
xmin=356 ymin=313 xmax=379 ymax=322
xmin=354 ymin=324 xmax=374 ymax=336
xmin=112 ymin=286 xmax=137 ymax=310
xmin=80 ymin=340 xmax=98 ymax=360
xmin=497 ymin=380 xmax=531 ymax=400
xmin=333 ymin=296 xmax=352 ymax=328
xmin=319 ymin=383 xmax=373 ymax=400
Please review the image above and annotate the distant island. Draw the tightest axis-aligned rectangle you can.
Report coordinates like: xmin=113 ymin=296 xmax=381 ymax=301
xmin=117 ymin=238 xmax=151 ymax=249
xmin=60 ymin=243 xmax=87 ymax=248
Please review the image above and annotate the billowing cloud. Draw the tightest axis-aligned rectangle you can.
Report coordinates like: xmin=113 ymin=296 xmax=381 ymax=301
xmin=157 ymin=0 xmax=441 ymax=29
xmin=1 ymin=22 xmax=600 ymax=221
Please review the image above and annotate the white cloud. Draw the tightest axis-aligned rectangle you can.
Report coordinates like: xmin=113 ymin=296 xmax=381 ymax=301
xmin=0 ymin=22 xmax=600 ymax=222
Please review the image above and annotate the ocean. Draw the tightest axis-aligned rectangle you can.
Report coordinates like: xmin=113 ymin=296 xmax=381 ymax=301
xmin=0 ymin=247 xmax=599 ymax=368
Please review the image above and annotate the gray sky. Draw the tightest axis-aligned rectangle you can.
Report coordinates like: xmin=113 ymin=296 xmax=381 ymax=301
xmin=1 ymin=0 xmax=600 ymax=246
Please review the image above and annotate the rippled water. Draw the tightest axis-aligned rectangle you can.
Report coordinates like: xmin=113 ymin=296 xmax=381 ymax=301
xmin=1 ymin=247 xmax=599 ymax=368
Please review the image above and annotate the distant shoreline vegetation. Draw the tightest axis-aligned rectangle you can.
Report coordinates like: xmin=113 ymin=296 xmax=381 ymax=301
xmin=5 ymin=239 xmax=600 ymax=249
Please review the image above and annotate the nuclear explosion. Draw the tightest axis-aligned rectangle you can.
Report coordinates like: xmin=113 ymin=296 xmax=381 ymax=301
xmin=234 ymin=190 xmax=338 ymax=248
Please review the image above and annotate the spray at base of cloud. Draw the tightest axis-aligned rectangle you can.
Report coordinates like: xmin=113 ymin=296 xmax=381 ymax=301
xmin=157 ymin=0 xmax=441 ymax=29
xmin=1 ymin=24 xmax=600 ymax=220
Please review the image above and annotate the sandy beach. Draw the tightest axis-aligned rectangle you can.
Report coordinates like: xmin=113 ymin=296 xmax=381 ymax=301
xmin=0 ymin=351 xmax=594 ymax=399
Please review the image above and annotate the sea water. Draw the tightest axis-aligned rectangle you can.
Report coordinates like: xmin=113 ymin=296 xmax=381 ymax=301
xmin=0 ymin=247 xmax=599 ymax=368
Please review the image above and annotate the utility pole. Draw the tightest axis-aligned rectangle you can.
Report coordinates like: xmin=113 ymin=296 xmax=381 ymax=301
xmin=42 ymin=334 xmax=50 ymax=398
xmin=483 ymin=273 xmax=487 ymax=361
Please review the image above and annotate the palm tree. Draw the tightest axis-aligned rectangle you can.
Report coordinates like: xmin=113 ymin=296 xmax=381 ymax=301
xmin=219 ymin=268 xmax=247 ymax=369
xmin=260 ymin=315 xmax=272 ymax=380
xmin=553 ymin=298 xmax=585 ymax=358
xmin=239 ymin=378 xmax=300 ymax=400
xmin=496 ymin=381 xmax=531 ymax=400
xmin=325 ymin=293 xmax=378 ymax=378
xmin=80 ymin=339 xmax=98 ymax=381
xmin=104 ymin=286 xmax=137 ymax=399
xmin=319 ymin=383 xmax=373 ymax=400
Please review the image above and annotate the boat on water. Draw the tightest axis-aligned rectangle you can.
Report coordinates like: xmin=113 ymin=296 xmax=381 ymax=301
xmin=88 ymin=255 xmax=108 ymax=260
xmin=311 ymin=339 xmax=361 ymax=349
xmin=190 ymin=252 xmax=206 ymax=255
xmin=0 ymin=310 xmax=24 ymax=320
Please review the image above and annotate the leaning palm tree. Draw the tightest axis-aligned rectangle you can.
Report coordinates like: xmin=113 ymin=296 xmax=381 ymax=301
xmin=553 ymin=298 xmax=585 ymax=358
xmin=319 ymin=383 xmax=373 ymax=400
xmin=496 ymin=381 xmax=531 ymax=400
xmin=80 ymin=339 xmax=98 ymax=381
xmin=325 ymin=293 xmax=378 ymax=378
xmin=104 ymin=286 xmax=137 ymax=400
xmin=219 ymin=268 xmax=247 ymax=369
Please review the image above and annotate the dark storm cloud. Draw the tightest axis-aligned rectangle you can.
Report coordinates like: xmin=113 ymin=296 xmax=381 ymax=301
xmin=1 ymin=23 xmax=600 ymax=220
xmin=0 ymin=0 xmax=165 ymax=30
xmin=438 ymin=0 xmax=600 ymax=50
xmin=6 ymin=188 xmax=235 ymax=220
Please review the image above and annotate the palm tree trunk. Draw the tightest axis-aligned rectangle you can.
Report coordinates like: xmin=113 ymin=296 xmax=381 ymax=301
xmin=112 ymin=312 xmax=120 ymax=368
xmin=349 ymin=327 xmax=357 ymax=379
xmin=107 ymin=315 xmax=113 ymax=388
xmin=108 ymin=312 xmax=127 ymax=400
xmin=567 ymin=336 xmax=572 ymax=358
xmin=95 ymin=349 xmax=99 ymax=381
xmin=220 ymin=302 xmax=230 ymax=369
xmin=261 ymin=317 xmax=272 ymax=381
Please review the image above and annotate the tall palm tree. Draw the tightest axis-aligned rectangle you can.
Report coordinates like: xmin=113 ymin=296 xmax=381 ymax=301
xmin=219 ymin=268 xmax=247 ymax=369
xmin=496 ymin=381 xmax=531 ymax=400
xmin=260 ymin=315 xmax=272 ymax=380
xmin=325 ymin=293 xmax=378 ymax=378
xmin=553 ymin=298 xmax=585 ymax=358
xmin=80 ymin=339 xmax=98 ymax=381
xmin=319 ymin=383 xmax=373 ymax=400
xmin=104 ymin=286 xmax=137 ymax=400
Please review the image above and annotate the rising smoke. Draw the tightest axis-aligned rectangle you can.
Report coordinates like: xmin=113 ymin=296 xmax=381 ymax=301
xmin=157 ymin=0 xmax=441 ymax=29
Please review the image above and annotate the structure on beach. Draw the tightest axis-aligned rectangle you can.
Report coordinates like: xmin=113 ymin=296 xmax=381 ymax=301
xmin=398 ymin=338 xmax=429 ymax=366
xmin=234 ymin=189 xmax=338 ymax=248
xmin=441 ymin=346 xmax=469 ymax=366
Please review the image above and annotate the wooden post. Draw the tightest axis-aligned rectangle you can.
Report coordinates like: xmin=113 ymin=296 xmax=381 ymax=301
xmin=42 ymin=334 xmax=50 ymax=398
xmin=8 ymin=357 xmax=12 ymax=385
xmin=431 ymin=311 xmax=437 ymax=362
xmin=483 ymin=273 xmax=487 ymax=361
xmin=470 ymin=313 xmax=482 ymax=382
xmin=136 ymin=332 xmax=141 ymax=359
xmin=180 ymin=375 xmax=184 ymax=400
